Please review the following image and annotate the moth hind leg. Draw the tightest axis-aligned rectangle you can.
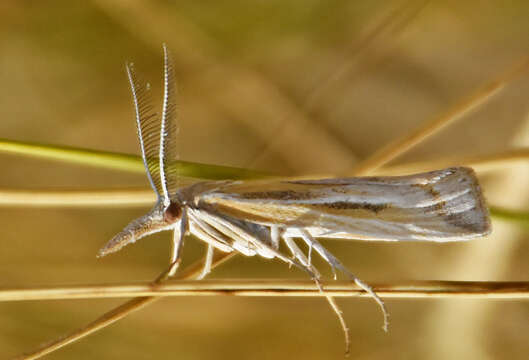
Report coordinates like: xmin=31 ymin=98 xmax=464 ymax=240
xmin=282 ymin=234 xmax=321 ymax=278
xmin=280 ymin=230 xmax=350 ymax=355
xmin=298 ymin=229 xmax=389 ymax=332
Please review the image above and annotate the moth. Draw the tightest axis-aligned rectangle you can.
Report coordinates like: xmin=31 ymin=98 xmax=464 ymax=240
xmin=98 ymin=45 xmax=492 ymax=351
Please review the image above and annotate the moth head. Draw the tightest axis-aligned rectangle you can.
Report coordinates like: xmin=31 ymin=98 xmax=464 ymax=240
xmin=163 ymin=201 xmax=182 ymax=223
xmin=98 ymin=201 xmax=183 ymax=258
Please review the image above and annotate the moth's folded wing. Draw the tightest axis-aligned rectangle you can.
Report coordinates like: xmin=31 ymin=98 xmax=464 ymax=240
xmin=198 ymin=167 xmax=491 ymax=242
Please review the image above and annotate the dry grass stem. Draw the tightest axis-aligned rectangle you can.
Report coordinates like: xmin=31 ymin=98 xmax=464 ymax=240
xmin=12 ymin=252 xmax=235 ymax=360
xmin=1 ymin=187 xmax=525 ymax=226
xmin=352 ymin=57 xmax=529 ymax=175
xmin=375 ymin=148 xmax=529 ymax=175
xmin=2 ymin=148 xmax=528 ymax=208
xmin=0 ymin=188 xmax=155 ymax=207
xmin=3 ymin=280 xmax=529 ymax=302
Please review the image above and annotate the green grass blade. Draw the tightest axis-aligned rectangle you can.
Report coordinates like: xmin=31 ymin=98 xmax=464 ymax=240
xmin=2 ymin=139 xmax=528 ymax=226
xmin=0 ymin=139 xmax=269 ymax=180
xmin=489 ymin=206 xmax=529 ymax=229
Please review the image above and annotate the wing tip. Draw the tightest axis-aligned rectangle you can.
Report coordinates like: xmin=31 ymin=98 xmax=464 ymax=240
xmin=443 ymin=166 xmax=493 ymax=238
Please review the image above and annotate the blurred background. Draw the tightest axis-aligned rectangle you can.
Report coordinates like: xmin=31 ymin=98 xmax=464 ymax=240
xmin=1 ymin=0 xmax=529 ymax=359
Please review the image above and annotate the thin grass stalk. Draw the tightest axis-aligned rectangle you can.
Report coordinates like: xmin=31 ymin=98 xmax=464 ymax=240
xmin=3 ymin=280 xmax=529 ymax=301
xmin=1 ymin=144 xmax=528 ymax=209
xmin=2 ymin=154 xmax=529 ymax=226
xmin=0 ymin=139 xmax=267 ymax=180
xmin=374 ymin=148 xmax=529 ymax=175
xmin=1 ymin=190 xmax=527 ymax=228
xmin=12 ymin=252 xmax=235 ymax=360
xmin=351 ymin=57 xmax=529 ymax=175
xmin=489 ymin=206 xmax=529 ymax=228
xmin=2 ymin=149 xmax=529 ymax=207
xmin=0 ymin=188 xmax=155 ymax=207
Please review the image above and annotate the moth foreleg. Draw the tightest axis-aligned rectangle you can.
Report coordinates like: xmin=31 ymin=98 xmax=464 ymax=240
xmin=168 ymin=230 xmax=182 ymax=277
xmin=168 ymin=211 xmax=188 ymax=277
xmin=197 ymin=243 xmax=215 ymax=280
xmin=196 ymin=211 xmax=256 ymax=255
xmin=188 ymin=222 xmax=233 ymax=253
xmin=270 ymin=225 xmax=280 ymax=250
xmin=307 ymin=241 xmax=313 ymax=267
xmin=187 ymin=209 xmax=233 ymax=251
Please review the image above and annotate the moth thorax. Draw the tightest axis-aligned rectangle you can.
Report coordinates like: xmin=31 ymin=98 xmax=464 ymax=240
xmin=163 ymin=202 xmax=182 ymax=223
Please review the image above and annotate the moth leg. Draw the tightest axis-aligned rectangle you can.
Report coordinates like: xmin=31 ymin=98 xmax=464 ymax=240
xmin=283 ymin=235 xmax=321 ymax=278
xmin=283 ymin=236 xmax=299 ymax=268
xmin=311 ymin=274 xmax=351 ymax=356
xmin=204 ymin=211 xmax=307 ymax=270
xmin=187 ymin=208 xmax=233 ymax=251
xmin=197 ymin=243 xmax=215 ymax=280
xmin=270 ymin=225 xmax=280 ymax=250
xmin=278 ymin=226 xmax=297 ymax=266
xmin=307 ymin=241 xmax=313 ymax=267
xmin=188 ymin=221 xmax=234 ymax=253
xmin=298 ymin=229 xmax=343 ymax=276
xmin=197 ymin=211 xmax=257 ymax=256
xmin=168 ymin=235 xmax=183 ymax=277
xmin=200 ymin=211 xmax=281 ymax=258
xmin=206 ymin=215 xmax=351 ymax=353
xmin=299 ymin=229 xmax=389 ymax=332
xmin=168 ymin=211 xmax=188 ymax=277
xmin=285 ymin=238 xmax=350 ymax=355
xmin=232 ymin=226 xmax=350 ymax=353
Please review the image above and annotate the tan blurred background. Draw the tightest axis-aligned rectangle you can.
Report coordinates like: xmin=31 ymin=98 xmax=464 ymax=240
xmin=1 ymin=0 xmax=529 ymax=359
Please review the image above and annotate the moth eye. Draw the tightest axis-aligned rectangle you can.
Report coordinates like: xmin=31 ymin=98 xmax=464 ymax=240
xmin=163 ymin=202 xmax=182 ymax=223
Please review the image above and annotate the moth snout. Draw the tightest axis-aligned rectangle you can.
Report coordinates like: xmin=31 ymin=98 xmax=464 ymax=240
xmin=163 ymin=202 xmax=182 ymax=224
xmin=98 ymin=207 xmax=170 ymax=258
xmin=97 ymin=230 xmax=133 ymax=258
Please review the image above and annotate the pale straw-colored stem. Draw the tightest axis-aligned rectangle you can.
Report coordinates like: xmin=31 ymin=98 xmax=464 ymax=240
xmin=373 ymin=148 xmax=529 ymax=175
xmin=0 ymin=188 xmax=155 ymax=207
xmin=3 ymin=280 xmax=529 ymax=301
xmin=351 ymin=57 xmax=529 ymax=176
xmin=1 ymin=148 xmax=528 ymax=207
xmin=11 ymin=252 xmax=235 ymax=360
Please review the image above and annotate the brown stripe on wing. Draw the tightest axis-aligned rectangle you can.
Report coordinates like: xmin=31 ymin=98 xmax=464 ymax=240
xmin=411 ymin=183 xmax=446 ymax=213
xmin=237 ymin=190 xmax=316 ymax=200
xmin=318 ymin=201 xmax=389 ymax=213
